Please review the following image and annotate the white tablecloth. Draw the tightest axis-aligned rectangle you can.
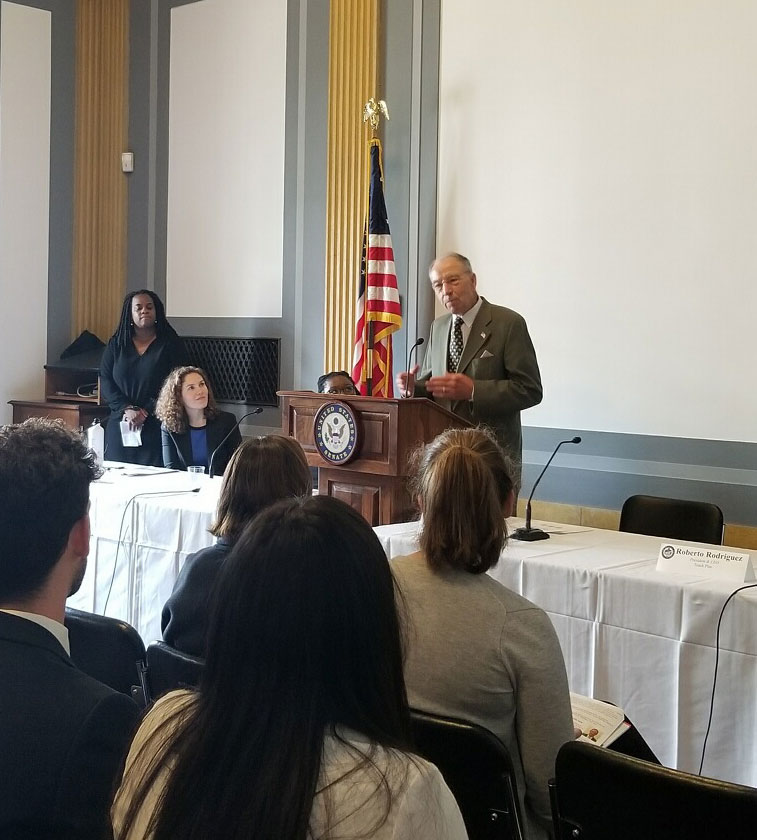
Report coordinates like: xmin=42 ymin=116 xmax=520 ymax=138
xmin=69 ymin=467 xmax=219 ymax=643
xmin=76 ymin=475 xmax=757 ymax=787
xmin=375 ymin=519 xmax=757 ymax=787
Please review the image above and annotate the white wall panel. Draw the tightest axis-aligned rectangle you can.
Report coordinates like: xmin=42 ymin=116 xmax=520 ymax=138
xmin=438 ymin=1 xmax=757 ymax=442
xmin=166 ymin=0 xmax=287 ymax=318
xmin=0 ymin=1 xmax=51 ymax=423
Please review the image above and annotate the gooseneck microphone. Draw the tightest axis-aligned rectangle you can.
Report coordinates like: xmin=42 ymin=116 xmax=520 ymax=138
xmin=511 ymin=436 xmax=581 ymax=541
xmin=402 ymin=337 xmax=425 ymax=398
xmin=208 ymin=407 xmax=263 ymax=478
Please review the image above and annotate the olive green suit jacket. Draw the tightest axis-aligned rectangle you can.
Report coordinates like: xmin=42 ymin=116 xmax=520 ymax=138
xmin=414 ymin=298 xmax=542 ymax=478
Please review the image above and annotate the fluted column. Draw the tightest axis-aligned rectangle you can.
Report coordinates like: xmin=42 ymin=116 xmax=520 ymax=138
xmin=72 ymin=0 xmax=129 ymax=341
xmin=324 ymin=0 xmax=379 ymax=373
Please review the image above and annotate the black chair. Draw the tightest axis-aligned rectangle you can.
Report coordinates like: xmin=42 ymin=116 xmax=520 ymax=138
xmin=144 ymin=640 xmax=204 ymax=704
xmin=619 ymin=494 xmax=724 ymax=544
xmin=409 ymin=709 xmax=524 ymax=840
xmin=550 ymin=740 xmax=757 ymax=840
xmin=64 ymin=607 xmax=146 ymax=697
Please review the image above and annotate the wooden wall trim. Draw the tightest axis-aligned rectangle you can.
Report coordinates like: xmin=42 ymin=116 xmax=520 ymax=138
xmin=72 ymin=0 xmax=129 ymax=343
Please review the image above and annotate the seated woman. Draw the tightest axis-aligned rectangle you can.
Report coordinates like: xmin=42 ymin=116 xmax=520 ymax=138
xmin=317 ymin=369 xmax=359 ymax=395
xmin=161 ymin=435 xmax=312 ymax=657
xmin=155 ymin=366 xmax=241 ymax=476
xmin=113 ymin=496 xmax=467 ymax=840
xmin=393 ymin=427 xmax=574 ymax=840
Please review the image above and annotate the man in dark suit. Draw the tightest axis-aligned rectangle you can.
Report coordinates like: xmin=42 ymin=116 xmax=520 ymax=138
xmin=0 ymin=419 xmax=139 ymax=839
xmin=396 ymin=253 xmax=542 ymax=484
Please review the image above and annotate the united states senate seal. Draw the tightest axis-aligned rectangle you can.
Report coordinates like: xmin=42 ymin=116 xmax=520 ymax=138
xmin=313 ymin=401 xmax=360 ymax=464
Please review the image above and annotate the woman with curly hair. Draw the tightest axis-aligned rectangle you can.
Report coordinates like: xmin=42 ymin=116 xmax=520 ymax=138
xmin=100 ymin=290 xmax=187 ymax=465
xmin=155 ymin=366 xmax=241 ymax=476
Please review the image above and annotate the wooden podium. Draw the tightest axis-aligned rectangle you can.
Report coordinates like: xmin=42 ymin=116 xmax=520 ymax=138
xmin=279 ymin=391 xmax=470 ymax=526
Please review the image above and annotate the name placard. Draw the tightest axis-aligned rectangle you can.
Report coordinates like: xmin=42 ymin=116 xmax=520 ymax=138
xmin=656 ymin=543 xmax=755 ymax=582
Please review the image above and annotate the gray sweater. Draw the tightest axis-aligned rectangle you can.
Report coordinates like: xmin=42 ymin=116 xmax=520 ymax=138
xmin=392 ymin=551 xmax=574 ymax=840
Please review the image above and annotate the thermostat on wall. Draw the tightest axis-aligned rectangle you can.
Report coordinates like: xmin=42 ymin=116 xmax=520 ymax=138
xmin=121 ymin=152 xmax=134 ymax=173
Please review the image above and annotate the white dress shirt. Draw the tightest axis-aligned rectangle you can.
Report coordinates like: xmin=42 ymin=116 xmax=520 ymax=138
xmin=448 ymin=295 xmax=484 ymax=358
xmin=0 ymin=608 xmax=70 ymax=654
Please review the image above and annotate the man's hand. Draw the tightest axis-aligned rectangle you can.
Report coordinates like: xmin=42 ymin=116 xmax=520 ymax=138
xmin=426 ymin=373 xmax=474 ymax=401
xmin=123 ymin=407 xmax=147 ymax=430
xmin=396 ymin=364 xmax=420 ymax=398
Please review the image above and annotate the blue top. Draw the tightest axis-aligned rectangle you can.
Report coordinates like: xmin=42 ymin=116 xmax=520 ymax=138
xmin=189 ymin=426 xmax=209 ymax=468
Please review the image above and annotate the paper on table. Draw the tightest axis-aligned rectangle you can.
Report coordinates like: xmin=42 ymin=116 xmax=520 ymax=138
xmin=121 ymin=467 xmax=178 ymax=477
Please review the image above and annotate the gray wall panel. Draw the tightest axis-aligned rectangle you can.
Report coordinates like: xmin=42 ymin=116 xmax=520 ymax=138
xmin=522 ymin=426 xmax=757 ymax=526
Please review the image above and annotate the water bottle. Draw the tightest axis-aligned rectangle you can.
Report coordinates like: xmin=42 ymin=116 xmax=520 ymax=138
xmin=87 ymin=418 xmax=105 ymax=466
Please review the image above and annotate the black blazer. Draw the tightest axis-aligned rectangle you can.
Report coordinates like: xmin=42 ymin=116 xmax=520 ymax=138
xmin=0 ymin=612 xmax=139 ymax=838
xmin=161 ymin=538 xmax=234 ymax=657
xmin=161 ymin=411 xmax=241 ymax=476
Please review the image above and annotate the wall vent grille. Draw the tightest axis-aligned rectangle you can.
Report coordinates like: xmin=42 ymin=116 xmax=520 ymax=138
xmin=184 ymin=336 xmax=279 ymax=406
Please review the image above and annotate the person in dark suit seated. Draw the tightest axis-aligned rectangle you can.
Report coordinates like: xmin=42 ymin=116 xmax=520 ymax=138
xmin=113 ymin=497 xmax=467 ymax=840
xmin=155 ymin=366 xmax=241 ymax=476
xmin=0 ymin=419 xmax=139 ymax=839
xmin=161 ymin=435 xmax=312 ymax=656
xmin=317 ymin=369 xmax=359 ymax=395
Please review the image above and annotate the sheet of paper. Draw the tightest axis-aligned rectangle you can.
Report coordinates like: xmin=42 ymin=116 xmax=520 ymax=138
xmin=119 ymin=420 xmax=142 ymax=448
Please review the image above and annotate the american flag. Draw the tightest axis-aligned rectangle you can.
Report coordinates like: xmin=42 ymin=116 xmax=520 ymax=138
xmin=351 ymin=139 xmax=402 ymax=396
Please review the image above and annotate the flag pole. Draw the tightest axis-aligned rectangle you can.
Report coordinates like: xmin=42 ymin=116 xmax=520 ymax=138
xmin=354 ymin=98 xmax=395 ymax=397
xmin=362 ymin=100 xmax=389 ymax=397
xmin=365 ymin=322 xmax=374 ymax=396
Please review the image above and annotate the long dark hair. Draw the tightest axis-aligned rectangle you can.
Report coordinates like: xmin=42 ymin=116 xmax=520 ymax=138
xmin=410 ymin=427 xmax=514 ymax=573
xmin=117 ymin=496 xmax=411 ymax=840
xmin=111 ymin=289 xmax=179 ymax=350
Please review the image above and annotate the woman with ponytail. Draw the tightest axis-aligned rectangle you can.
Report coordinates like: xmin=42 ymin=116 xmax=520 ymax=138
xmin=393 ymin=427 xmax=573 ymax=840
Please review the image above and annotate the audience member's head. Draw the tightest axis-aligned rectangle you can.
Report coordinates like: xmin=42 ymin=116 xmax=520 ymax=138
xmin=410 ymin=426 xmax=515 ymax=574
xmin=207 ymin=495 xmax=409 ymax=742
xmin=317 ymin=370 xmax=359 ymax=395
xmin=209 ymin=435 xmax=312 ymax=542
xmin=0 ymin=419 xmax=101 ymax=605
xmin=155 ymin=365 xmax=220 ymax=434
xmin=117 ymin=495 xmax=410 ymax=839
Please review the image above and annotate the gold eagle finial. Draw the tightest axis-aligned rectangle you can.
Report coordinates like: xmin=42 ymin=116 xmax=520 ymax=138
xmin=363 ymin=98 xmax=389 ymax=135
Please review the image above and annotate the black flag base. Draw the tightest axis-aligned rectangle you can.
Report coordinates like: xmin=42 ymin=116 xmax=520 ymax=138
xmin=511 ymin=526 xmax=550 ymax=541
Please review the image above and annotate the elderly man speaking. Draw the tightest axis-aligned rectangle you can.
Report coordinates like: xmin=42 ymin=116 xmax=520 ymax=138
xmin=396 ymin=253 xmax=542 ymax=485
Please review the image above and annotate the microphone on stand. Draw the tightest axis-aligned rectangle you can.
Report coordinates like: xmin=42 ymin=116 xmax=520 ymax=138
xmin=401 ymin=337 xmax=425 ymax=398
xmin=511 ymin=436 xmax=582 ymax=541
xmin=208 ymin=407 xmax=263 ymax=478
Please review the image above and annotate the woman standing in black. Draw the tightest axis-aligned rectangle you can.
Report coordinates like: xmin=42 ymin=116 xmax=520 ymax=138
xmin=101 ymin=290 xmax=186 ymax=465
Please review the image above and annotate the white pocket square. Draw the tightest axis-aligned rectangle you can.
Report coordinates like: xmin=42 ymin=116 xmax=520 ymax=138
xmin=480 ymin=349 xmax=494 ymax=359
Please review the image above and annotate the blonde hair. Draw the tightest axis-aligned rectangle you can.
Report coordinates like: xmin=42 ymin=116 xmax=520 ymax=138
xmin=410 ymin=427 xmax=514 ymax=574
xmin=155 ymin=366 xmax=220 ymax=434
